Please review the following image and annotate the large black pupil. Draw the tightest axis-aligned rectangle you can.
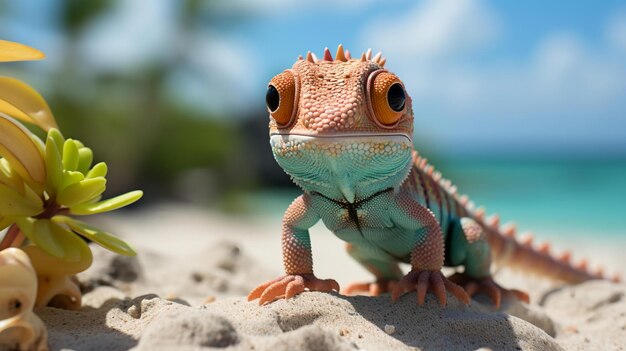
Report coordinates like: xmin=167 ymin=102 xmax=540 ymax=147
xmin=387 ymin=83 xmax=406 ymax=112
xmin=266 ymin=85 xmax=280 ymax=112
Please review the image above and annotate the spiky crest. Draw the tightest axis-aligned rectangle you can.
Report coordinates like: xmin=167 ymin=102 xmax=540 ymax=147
xmin=298 ymin=45 xmax=387 ymax=67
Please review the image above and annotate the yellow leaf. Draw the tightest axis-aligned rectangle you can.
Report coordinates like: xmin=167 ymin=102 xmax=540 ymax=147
xmin=0 ymin=40 xmax=45 ymax=62
xmin=0 ymin=158 xmax=25 ymax=194
xmin=0 ymin=99 xmax=30 ymax=121
xmin=0 ymin=77 xmax=57 ymax=131
xmin=0 ymin=182 xmax=42 ymax=216
xmin=0 ymin=114 xmax=46 ymax=185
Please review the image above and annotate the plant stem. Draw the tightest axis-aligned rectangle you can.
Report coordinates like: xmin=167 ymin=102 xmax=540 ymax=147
xmin=0 ymin=224 xmax=21 ymax=250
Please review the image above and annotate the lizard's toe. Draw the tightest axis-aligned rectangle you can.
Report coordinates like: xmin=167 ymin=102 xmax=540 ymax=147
xmin=391 ymin=270 xmax=468 ymax=306
xmin=449 ymin=273 xmax=528 ymax=308
xmin=259 ymin=276 xmax=295 ymax=305
xmin=248 ymin=274 xmax=339 ymax=305
xmin=342 ymin=280 xmax=397 ymax=296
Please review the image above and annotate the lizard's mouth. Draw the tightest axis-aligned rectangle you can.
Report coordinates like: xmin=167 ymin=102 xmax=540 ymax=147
xmin=269 ymin=134 xmax=413 ymax=203
xmin=269 ymin=132 xmax=412 ymax=142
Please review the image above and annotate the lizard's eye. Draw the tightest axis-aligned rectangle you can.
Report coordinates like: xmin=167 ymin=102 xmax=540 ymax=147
xmin=368 ymin=71 xmax=406 ymax=126
xmin=267 ymin=70 xmax=298 ymax=126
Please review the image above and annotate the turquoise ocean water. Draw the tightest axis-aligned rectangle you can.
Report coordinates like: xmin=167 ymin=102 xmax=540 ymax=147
xmin=247 ymin=160 xmax=626 ymax=241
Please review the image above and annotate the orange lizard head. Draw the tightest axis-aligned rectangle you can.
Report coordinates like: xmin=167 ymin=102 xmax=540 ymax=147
xmin=266 ymin=45 xmax=413 ymax=137
xmin=266 ymin=45 xmax=414 ymax=202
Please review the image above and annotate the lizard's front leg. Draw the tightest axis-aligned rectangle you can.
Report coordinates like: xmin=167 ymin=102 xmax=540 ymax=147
xmin=247 ymin=195 xmax=339 ymax=305
xmin=390 ymin=194 xmax=470 ymax=306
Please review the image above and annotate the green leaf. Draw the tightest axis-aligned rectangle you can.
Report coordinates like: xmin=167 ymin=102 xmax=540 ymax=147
xmin=56 ymin=177 xmax=106 ymax=207
xmin=20 ymin=218 xmax=87 ymax=262
xmin=0 ymin=182 xmax=43 ymax=216
xmin=47 ymin=128 xmax=65 ymax=150
xmin=59 ymin=170 xmax=84 ymax=190
xmin=76 ymin=147 xmax=93 ymax=175
xmin=86 ymin=162 xmax=107 ymax=179
xmin=55 ymin=216 xmax=136 ymax=256
xmin=69 ymin=190 xmax=142 ymax=215
xmin=45 ymin=133 xmax=63 ymax=196
xmin=62 ymin=138 xmax=79 ymax=171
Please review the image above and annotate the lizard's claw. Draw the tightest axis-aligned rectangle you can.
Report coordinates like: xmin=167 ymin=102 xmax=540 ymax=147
xmin=247 ymin=274 xmax=339 ymax=305
xmin=342 ymin=279 xmax=397 ymax=296
xmin=448 ymin=273 xmax=530 ymax=308
xmin=391 ymin=270 xmax=470 ymax=306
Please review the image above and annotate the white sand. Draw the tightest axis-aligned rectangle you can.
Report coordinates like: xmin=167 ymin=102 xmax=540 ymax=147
xmin=32 ymin=204 xmax=626 ymax=350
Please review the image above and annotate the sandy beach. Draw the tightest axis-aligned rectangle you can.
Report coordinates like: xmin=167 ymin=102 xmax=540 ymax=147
xmin=35 ymin=203 xmax=626 ymax=350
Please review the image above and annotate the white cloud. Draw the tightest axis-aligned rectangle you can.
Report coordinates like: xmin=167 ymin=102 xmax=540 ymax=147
xmin=606 ymin=10 xmax=626 ymax=53
xmin=206 ymin=0 xmax=379 ymax=16
xmin=79 ymin=0 xmax=177 ymax=71
xmin=76 ymin=0 xmax=261 ymax=115
xmin=360 ymin=0 xmax=499 ymax=59
xmin=360 ymin=1 xmax=626 ymax=153
xmin=166 ymin=33 xmax=262 ymax=114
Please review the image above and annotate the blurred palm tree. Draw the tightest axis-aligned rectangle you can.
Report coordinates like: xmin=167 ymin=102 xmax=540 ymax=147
xmin=23 ymin=0 xmax=246 ymax=205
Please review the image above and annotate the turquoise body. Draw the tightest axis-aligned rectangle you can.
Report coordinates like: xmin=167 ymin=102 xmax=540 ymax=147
xmin=270 ymin=133 xmax=492 ymax=280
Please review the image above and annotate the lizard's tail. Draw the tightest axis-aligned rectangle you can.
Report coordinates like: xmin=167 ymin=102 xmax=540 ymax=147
xmin=468 ymin=209 xmax=621 ymax=283
xmin=411 ymin=151 xmax=620 ymax=284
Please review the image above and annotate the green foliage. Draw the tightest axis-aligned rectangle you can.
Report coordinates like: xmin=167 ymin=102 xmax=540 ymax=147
xmin=0 ymin=122 xmax=143 ymax=261
xmin=59 ymin=0 xmax=112 ymax=35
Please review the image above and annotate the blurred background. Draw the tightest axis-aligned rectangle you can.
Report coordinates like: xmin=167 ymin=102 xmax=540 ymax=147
xmin=1 ymin=0 xmax=625 ymax=240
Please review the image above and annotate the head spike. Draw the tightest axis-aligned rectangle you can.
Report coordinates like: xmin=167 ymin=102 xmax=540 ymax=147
xmin=345 ymin=50 xmax=351 ymax=59
xmin=365 ymin=48 xmax=372 ymax=60
xmin=335 ymin=44 xmax=347 ymax=62
xmin=576 ymin=258 xmax=588 ymax=270
xmin=380 ymin=57 xmax=386 ymax=67
xmin=360 ymin=52 xmax=367 ymax=61
xmin=372 ymin=51 xmax=382 ymax=63
xmin=306 ymin=51 xmax=315 ymax=63
xmin=310 ymin=52 xmax=319 ymax=62
xmin=323 ymin=47 xmax=333 ymax=61
xmin=612 ymin=273 xmax=622 ymax=283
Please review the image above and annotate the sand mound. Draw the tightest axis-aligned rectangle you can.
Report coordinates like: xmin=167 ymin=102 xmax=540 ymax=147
xmin=39 ymin=286 xmax=570 ymax=351
xmin=25 ymin=206 xmax=626 ymax=350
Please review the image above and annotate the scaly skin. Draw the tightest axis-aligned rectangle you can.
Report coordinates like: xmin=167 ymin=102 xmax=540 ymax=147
xmin=248 ymin=45 xmax=615 ymax=307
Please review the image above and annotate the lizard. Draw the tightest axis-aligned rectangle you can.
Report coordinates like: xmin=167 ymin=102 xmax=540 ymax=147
xmin=248 ymin=45 xmax=615 ymax=308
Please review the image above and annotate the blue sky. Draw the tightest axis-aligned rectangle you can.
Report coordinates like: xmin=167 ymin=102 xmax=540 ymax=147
xmin=4 ymin=0 xmax=626 ymax=157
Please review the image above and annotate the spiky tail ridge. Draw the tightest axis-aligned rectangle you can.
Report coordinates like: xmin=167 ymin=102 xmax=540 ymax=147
xmin=411 ymin=151 xmax=620 ymax=284
xmin=472 ymin=212 xmax=618 ymax=283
